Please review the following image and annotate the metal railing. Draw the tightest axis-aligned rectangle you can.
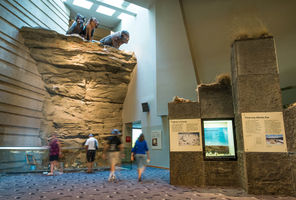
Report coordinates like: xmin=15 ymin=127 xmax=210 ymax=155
xmin=0 ymin=146 xmax=132 ymax=173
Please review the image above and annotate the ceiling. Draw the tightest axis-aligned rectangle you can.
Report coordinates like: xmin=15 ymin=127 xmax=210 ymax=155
xmin=63 ymin=0 xmax=148 ymax=30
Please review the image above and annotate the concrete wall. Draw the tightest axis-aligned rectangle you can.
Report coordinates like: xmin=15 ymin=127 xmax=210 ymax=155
xmin=0 ymin=0 xmax=70 ymax=147
xmin=231 ymin=37 xmax=295 ymax=195
xmin=155 ymin=0 xmax=197 ymax=115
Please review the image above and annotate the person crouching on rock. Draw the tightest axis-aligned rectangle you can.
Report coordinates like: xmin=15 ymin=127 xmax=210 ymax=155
xmin=99 ymin=30 xmax=129 ymax=49
xmin=66 ymin=13 xmax=85 ymax=35
xmin=85 ymin=134 xmax=99 ymax=173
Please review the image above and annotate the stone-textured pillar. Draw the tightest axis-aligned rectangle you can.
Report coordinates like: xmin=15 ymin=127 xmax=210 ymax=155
xmin=168 ymin=102 xmax=204 ymax=186
xmin=231 ymin=37 xmax=295 ymax=195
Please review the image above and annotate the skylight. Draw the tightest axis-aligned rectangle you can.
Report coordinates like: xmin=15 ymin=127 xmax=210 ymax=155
xmin=117 ymin=13 xmax=134 ymax=20
xmin=126 ymin=3 xmax=142 ymax=13
xmin=73 ymin=0 xmax=93 ymax=9
xmin=96 ymin=5 xmax=116 ymax=16
xmin=98 ymin=0 xmax=124 ymax=8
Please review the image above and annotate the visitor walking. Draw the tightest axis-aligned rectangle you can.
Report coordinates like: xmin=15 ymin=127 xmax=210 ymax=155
xmin=48 ymin=133 xmax=62 ymax=175
xmin=131 ymin=134 xmax=150 ymax=182
xmin=103 ymin=129 xmax=123 ymax=182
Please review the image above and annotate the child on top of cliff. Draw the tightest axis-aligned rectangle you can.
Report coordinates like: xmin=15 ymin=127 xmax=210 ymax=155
xmin=81 ymin=17 xmax=99 ymax=41
xmin=66 ymin=15 xmax=99 ymax=42
xmin=99 ymin=30 xmax=129 ymax=49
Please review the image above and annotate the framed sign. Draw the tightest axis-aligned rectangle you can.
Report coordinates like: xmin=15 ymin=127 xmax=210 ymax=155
xmin=242 ymin=112 xmax=287 ymax=152
xmin=202 ymin=119 xmax=236 ymax=160
xmin=169 ymin=118 xmax=202 ymax=152
xmin=151 ymin=130 xmax=162 ymax=149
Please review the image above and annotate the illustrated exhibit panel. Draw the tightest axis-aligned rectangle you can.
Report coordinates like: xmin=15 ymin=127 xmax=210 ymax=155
xmin=202 ymin=119 xmax=236 ymax=158
xmin=151 ymin=130 xmax=162 ymax=150
xmin=242 ymin=112 xmax=287 ymax=152
xmin=169 ymin=119 xmax=202 ymax=152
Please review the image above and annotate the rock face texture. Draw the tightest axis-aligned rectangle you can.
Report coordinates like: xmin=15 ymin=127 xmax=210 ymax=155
xmin=20 ymin=27 xmax=137 ymax=147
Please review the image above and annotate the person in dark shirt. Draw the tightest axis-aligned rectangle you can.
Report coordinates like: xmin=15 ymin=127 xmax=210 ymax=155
xmin=66 ymin=13 xmax=85 ymax=35
xmin=103 ymin=129 xmax=123 ymax=181
xmin=99 ymin=30 xmax=129 ymax=49
xmin=131 ymin=134 xmax=150 ymax=181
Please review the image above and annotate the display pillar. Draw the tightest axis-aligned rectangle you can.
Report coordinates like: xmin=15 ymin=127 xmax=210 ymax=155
xmin=231 ymin=37 xmax=294 ymax=195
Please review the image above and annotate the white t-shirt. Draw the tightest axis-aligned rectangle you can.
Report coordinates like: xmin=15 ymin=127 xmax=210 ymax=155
xmin=85 ymin=137 xmax=98 ymax=150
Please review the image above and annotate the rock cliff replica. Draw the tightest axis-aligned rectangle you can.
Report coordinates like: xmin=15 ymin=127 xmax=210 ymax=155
xmin=20 ymin=27 xmax=137 ymax=149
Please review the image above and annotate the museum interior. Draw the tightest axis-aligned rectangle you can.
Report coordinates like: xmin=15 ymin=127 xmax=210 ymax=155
xmin=1 ymin=0 xmax=296 ymax=198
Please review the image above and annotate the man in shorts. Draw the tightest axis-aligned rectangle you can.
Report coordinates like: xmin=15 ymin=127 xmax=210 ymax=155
xmin=85 ymin=134 xmax=99 ymax=173
xmin=103 ymin=129 xmax=123 ymax=181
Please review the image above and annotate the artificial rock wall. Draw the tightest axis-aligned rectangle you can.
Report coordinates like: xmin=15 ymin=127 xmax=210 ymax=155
xmin=20 ymin=27 xmax=137 ymax=147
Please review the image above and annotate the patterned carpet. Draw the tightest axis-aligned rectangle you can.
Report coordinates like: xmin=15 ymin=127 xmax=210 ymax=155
xmin=0 ymin=166 xmax=295 ymax=200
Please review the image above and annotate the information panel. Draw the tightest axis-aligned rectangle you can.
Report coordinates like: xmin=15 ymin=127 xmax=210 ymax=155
xmin=169 ymin=119 xmax=202 ymax=152
xmin=151 ymin=130 xmax=162 ymax=150
xmin=242 ymin=112 xmax=287 ymax=152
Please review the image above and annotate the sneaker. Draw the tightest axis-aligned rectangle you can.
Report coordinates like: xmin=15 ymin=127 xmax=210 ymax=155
xmin=47 ymin=173 xmax=53 ymax=176
xmin=108 ymin=175 xmax=116 ymax=182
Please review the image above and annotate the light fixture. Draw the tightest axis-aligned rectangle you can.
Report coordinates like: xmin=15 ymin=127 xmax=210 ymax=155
xmin=96 ymin=5 xmax=116 ymax=16
xmin=101 ymin=0 xmax=124 ymax=8
xmin=73 ymin=0 xmax=93 ymax=9
xmin=126 ymin=3 xmax=142 ymax=13
xmin=117 ymin=13 xmax=134 ymax=20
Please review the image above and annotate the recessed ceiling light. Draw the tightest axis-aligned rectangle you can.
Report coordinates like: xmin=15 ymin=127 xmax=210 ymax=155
xmin=73 ymin=0 xmax=93 ymax=9
xmin=96 ymin=5 xmax=116 ymax=16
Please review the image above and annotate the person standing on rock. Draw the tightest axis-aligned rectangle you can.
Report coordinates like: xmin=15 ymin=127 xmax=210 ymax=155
xmin=48 ymin=133 xmax=62 ymax=176
xmin=131 ymin=134 xmax=150 ymax=182
xmin=85 ymin=134 xmax=99 ymax=173
xmin=81 ymin=17 xmax=99 ymax=41
xmin=103 ymin=129 xmax=124 ymax=182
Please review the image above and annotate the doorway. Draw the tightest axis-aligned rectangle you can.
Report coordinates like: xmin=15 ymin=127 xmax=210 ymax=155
xmin=132 ymin=121 xmax=142 ymax=148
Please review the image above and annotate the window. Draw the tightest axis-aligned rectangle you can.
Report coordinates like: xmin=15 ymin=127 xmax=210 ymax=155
xmin=202 ymin=119 xmax=236 ymax=160
xmin=73 ymin=0 xmax=93 ymax=9
xmin=96 ymin=5 xmax=116 ymax=16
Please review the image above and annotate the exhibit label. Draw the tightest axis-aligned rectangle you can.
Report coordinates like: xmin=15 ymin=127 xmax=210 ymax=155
xmin=169 ymin=118 xmax=202 ymax=152
xmin=242 ymin=112 xmax=287 ymax=152
xmin=151 ymin=130 xmax=162 ymax=150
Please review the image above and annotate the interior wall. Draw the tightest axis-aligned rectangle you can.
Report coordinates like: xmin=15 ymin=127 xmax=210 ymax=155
xmin=119 ymin=3 xmax=169 ymax=168
xmin=181 ymin=0 xmax=296 ymax=106
xmin=0 ymin=0 xmax=70 ymax=146
xmin=155 ymin=0 xmax=198 ymax=116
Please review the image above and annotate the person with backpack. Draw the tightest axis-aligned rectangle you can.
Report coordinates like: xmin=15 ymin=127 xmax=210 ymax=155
xmin=85 ymin=134 xmax=99 ymax=173
xmin=131 ymin=134 xmax=150 ymax=182
xmin=103 ymin=129 xmax=123 ymax=182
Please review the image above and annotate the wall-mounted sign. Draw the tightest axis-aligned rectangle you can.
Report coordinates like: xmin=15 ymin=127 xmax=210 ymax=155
xmin=126 ymin=136 xmax=131 ymax=143
xmin=169 ymin=118 xmax=202 ymax=152
xmin=242 ymin=112 xmax=287 ymax=152
xmin=151 ymin=130 xmax=162 ymax=150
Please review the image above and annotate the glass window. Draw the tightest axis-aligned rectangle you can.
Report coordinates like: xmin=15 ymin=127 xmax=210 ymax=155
xmin=202 ymin=119 xmax=236 ymax=160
